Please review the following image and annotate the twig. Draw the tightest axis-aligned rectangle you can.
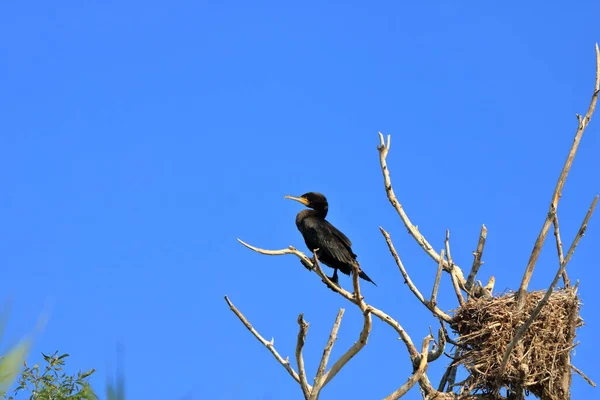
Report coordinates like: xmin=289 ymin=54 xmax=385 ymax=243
xmin=424 ymin=327 xmax=446 ymax=363
xmin=466 ymin=225 xmax=487 ymax=292
xmin=380 ymin=227 xmax=453 ymax=322
xmin=237 ymin=239 xmax=429 ymax=379
xmin=319 ymin=307 xmax=372 ymax=388
xmin=318 ymin=251 xmax=372 ymax=390
xmin=314 ymin=309 xmax=345 ymax=389
xmin=552 ymin=212 xmax=568 ymax=287
xmin=444 ymin=230 xmax=453 ymax=266
xmin=572 ymin=364 xmax=597 ymax=387
xmin=563 ymin=195 xmax=598 ymax=267
xmin=438 ymin=363 xmax=453 ymax=392
xmin=384 ymin=335 xmax=433 ymax=400
xmin=430 ymin=254 xmax=444 ymax=307
xmin=446 ymin=357 xmax=459 ymax=393
xmin=450 ymin=270 xmax=465 ymax=306
xmin=237 ymin=239 xmax=315 ymax=270
xmin=296 ymin=313 xmax=310 ymax=398
xmin=311 ymin=251 xmax=358 ymax=303
xmin=498 ymin=196 xmax=597 ymax=377
xmin=516 ymin=44 xmax=600 ymax=308
xmin=224 ymin=296 xmax=305 ymax=387
xmin=377 ymin=132 xmax=468 ymax=285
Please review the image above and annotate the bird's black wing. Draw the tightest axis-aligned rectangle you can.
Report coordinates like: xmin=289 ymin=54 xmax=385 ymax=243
xmin=322 ymin=219 xmax=353 ymax=249
xmin=302 ymin=217 xmax=356 ymax=264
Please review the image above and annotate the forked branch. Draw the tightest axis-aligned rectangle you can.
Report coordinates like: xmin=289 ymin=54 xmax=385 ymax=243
xmin=377 ymin=134 xmax=458 ymax=276
xmin=235 ymin=238 xmax=455 ymax=398
xmin=498 ymin=195 xmax=598 ymax=378
xmin=552 ymin=213 xmax=569 ymax=287
xmin=224 ymin=296 xmax=305 ymax=387
xmin=384 ymin=334 xmax=434 ymax=400
xmin=516 ymin=43 xmax=600 ymax=308
xmin=466 ymin=224 xmax=488 ymax=292
xmin=377 ymin=133 xmax=491 ymax=300
xmin=296 ymin=313 xmax=311 ymax=398
xmin=380 ymin=227 xmax=453 ymax=322
xmin=313 ymin=308 xmax=345 ymax=390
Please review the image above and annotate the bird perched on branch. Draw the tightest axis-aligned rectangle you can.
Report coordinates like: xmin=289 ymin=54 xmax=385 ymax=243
xmin=284 ymin=192 xmax=377 ymax=287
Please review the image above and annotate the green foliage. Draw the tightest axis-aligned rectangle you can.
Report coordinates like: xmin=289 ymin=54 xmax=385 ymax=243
xmin=0 ymin=304 xmax=125 ymax=400
xmin=4 ymin=351 xmax=97 ymax=400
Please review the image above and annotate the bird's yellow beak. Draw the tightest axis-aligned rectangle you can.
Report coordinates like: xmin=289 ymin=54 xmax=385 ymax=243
xmin=284 ymin=195 xmax=309 ymax=206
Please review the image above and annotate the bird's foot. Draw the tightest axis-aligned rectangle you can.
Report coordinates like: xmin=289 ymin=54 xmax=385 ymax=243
xmin=322 ymin=273 xmax=341 ymax=291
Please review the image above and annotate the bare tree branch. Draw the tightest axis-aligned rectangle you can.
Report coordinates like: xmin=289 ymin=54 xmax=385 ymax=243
xmin=318 ymin=251 xmax=372 ymax=391
xmin=319 ymin=308 xmax=372 ymax=389
xmin=376 ymin=133 xmax=496 ymax=303
xmin=430 ymin=254 xmax=444 ymax=307
xmin=380 ymin=227 xmax=453 ymax=322
xmin=311 ymin=251 xmax=359 ymax=303
xmin=444 ymin=229 xmax=454 ymax=265
xmin=384 ymin=335 xmax=434 ymax=400
xmin=314 ymin=309 xmax=345 ymax=389
xmin=498 ymin=195 xmax=598 ymax=377
xmin=516 ymin=43 xmax=600 ymax=308
xmin=426 ymin=326 xmax=447 ymax=363
xmin=572 ymin=364 xmax=597 ymax=387
xmin=450 ymin=270 xmax=465 ymax=307
xmin=466 ymin=224 xmax=488 ymax=292
xmin=237 ymin=239 xmax=315 ymax=269
xmin=238 ymin=239 xmax=424 ymax=362
xmin=563 ymin=195 xmax=598 ymax=267
xmin=224 ymin=296 xmax=305 ymax=387
xmin=552 ymin=212 xmax=569 ymax=287
xmin=377 ymin=133 xmax=467 ymax=283
xmin=296 ymin=313 xmax=311 ymax=398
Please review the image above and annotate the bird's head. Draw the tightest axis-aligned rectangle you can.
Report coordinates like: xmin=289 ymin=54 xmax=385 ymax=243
xmin=284 ymin=192 xmax=328 ymax=213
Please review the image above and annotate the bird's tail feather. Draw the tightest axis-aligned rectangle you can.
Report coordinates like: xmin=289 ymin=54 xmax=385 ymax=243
xmin=359 ymin=270 xmax=377 ymax=287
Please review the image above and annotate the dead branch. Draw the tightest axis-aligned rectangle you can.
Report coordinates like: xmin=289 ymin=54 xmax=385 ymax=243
xmin=571 ymin=364 xmax=596 ymax=387
xmin=224 ymin=296 xmax=305 ymax=387
xmin=377 ymin=133 xmax=458 ymax=277
xmin=498 ymin=195 xmax=597 ymax=378
xmin=516 ymin=43 xmax=600 ymax=308
xmin=444 ymin=230 xmax=466 ymax=306
xmin=552 ymin=212 xmax=569 ymax=287
xmin=466 ymin=225 xmax=488 ymax=292
xmin=437 ymin=329 xmax=462 ymax=393
xmin=450 ymin=269 xmax=466 ymax=307
xmin=430 ymin=254 xmax=444 ymax=307
xmin=313 ymin=309 xmax=345 ymax=390
xmin=563 ymin=195 xmax=598 ymax=267
xmin=319 ymin=307 xmax=372 ymax=389
xmin=499 ymin=193 xmax=598 ymax=377
xmin=236 ymin=238 xmax=455 ymax=398
xmin=444 ymin=229 xmax=454 ymax=265
xmin=384 ymin=335 xmax=434 ymax=400
xmin=380 ymin=227 xmax=453 ymax=322
xmin=317 ymin=252 xmax=372 ymax=391
xmin=238 ymin=238 xmax=423 ymax=357
xmin=296 ymin=313 xmax=311 ymax=398
xmin=237 ymin=239 xmax=315 ymax=269
xmin=377 ymin=133 xmax=492 ymax=300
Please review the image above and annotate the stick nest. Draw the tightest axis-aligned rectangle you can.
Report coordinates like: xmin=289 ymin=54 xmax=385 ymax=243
xmin=452 ymin=289 xmax=582 ymax=399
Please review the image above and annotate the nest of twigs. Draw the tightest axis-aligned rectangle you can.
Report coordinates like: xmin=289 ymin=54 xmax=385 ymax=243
xmin=452 ymin=289 xmax=582 ymax=399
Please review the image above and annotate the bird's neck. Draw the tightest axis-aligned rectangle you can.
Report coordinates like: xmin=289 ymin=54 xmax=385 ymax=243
xmin=296 ymin=208 xmax=328 ymax=224
xmin=313 ymin=206 xmax=328 ymax=218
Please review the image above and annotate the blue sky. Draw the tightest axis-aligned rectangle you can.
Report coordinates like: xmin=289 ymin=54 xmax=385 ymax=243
xmin=1 ymin=1 xmax=599 ymax=399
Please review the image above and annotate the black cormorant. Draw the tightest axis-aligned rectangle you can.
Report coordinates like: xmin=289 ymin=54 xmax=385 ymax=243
xmin=284 ymin=192 xmax=376 ymax=287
